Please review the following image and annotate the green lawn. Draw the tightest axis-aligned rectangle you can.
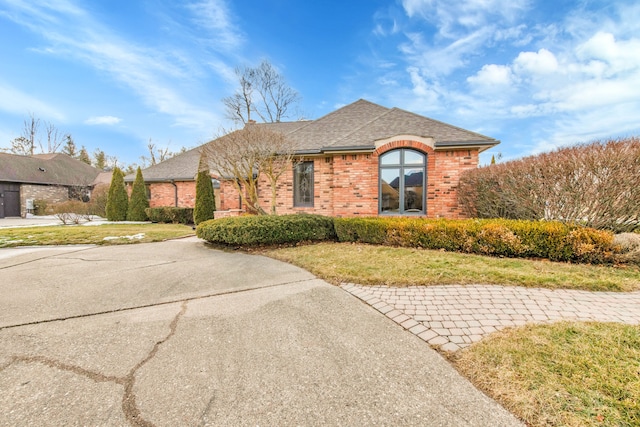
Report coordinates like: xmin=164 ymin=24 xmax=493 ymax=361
xmin=0 ymin=223 xmax=194 ymax=247
xmin=263 ymin=242 xmax=640 ymax=292
xmin=453 ymin=322 xmax=640 ymax=427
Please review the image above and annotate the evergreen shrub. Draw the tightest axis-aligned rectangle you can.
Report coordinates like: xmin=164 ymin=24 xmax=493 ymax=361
xmin=145 ymin=207 xmax=194 ymax=224
xmin=127 ymin=167 xmax=149 ymax=221
xmin=196 ymin=214 xmax=336 ymax=246
xmin=105 ymin=167 xmax=128 ymax=221
xmin=193 ymin=169 xmax=216 ymax=225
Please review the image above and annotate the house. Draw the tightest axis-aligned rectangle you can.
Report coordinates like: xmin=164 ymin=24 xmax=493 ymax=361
xmin=0 ymin=152 xmax=102 ymax=218
xmin=123 ymin=146 xmax=221 ymax=210
xmin=133 ymin=99 xmax=499 ymax=218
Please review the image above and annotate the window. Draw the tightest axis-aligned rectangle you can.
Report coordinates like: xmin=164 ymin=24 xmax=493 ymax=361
xmin=379 ymin=148 xmax=426 ymax=214
xmin=294 ymin=161 xmax=314 ymax=207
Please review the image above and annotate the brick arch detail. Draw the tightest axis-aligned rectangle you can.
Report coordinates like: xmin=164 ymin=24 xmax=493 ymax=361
xmin=372 ymin=140 xmax=435 ymax=158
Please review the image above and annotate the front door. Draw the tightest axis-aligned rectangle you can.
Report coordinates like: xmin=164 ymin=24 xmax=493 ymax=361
xmin=0 ymin=183 xmax=21 ymax=218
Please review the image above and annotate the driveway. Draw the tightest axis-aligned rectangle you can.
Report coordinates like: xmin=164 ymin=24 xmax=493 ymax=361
xmin=0 ymin=237 xmax=523 ymax=426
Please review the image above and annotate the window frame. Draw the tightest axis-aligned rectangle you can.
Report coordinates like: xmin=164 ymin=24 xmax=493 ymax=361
xmin=293 ymin=160 xmax=314 ymax=207
xmin=378 ymin=148 xmax=427 ymax=215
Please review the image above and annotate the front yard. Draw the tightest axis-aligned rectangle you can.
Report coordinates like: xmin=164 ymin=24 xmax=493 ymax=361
xmin=263 ymin=242 xmax=640 ymax=427
xmin=2 ymin=225 xmax=638 ymax=426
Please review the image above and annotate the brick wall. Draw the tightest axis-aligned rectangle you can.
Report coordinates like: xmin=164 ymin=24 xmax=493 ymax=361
xmin=21 ymin=184 xmax=70 ymax=216
xmin=430 ymin=149 xmax=478 ymax=218
xmin=210 ymin=139 xmax=479 ymax=219
xmin=145 ymin=181 xmax=219 ymax=209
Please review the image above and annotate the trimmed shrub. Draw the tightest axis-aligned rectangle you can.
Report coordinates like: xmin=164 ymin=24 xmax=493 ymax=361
xmin=33 ymin=199 xmax=48 ymax=216
xmin=127 ymin=167 xmax=149 ymax=221
xmin=334 ymin=217 xmax=618 ymax=264
xmin=105 ymin=167 xmax=128 ymax=221
xmin=145 ymin=207 xmax=194 ymax=224
xmin=614 ymin=233 xmax=640 ymax=264
xmin=193 ymin=169 xmax=216 ymax=225
xmin=196 ymin=214 xmax=336 ymax=246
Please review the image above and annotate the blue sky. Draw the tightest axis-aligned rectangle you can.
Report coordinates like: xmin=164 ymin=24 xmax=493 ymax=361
xmin=1 ymin=0 xmax=639 ymax=167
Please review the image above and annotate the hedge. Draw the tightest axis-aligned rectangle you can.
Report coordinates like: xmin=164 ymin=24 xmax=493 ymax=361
xmin=334 ymin=217 xmax=618 ymax=264
xmin=145 ymin=207 xmax=194 ymax=224
xmin=196 ymin=214 xmax=336 ymax=246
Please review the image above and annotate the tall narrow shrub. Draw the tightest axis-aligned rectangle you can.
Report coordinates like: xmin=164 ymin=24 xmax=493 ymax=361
xmin=106 ymin=167 xmax=128 ymax=221
xmin=127 ymin=167 xmax=149 ymax=221
xmin=194 ymin=154 xmax=216 ymax=225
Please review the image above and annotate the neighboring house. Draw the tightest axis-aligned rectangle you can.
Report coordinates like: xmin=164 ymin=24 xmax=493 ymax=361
xmin=0 ymin=152 xmax=102 ymax=218
xmin=133 ymin=99 xmax=499 ymax=219
xmin=124 ymin=147 xmax=221 ymax=210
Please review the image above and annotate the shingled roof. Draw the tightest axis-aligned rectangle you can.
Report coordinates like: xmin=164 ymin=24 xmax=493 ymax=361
xmin=0 ymin=152 xmax=101 ymax=186
xmin=131 ymin=99 xmax=499 ymax=181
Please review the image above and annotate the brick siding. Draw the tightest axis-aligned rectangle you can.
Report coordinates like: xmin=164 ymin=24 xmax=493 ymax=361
xmin=144 ymin=181 xmax=219 ymax=209
xmin=213 ymin=139 xmax=479 ymax=219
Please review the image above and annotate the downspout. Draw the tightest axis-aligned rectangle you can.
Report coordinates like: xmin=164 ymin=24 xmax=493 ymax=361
xmin=170 ymin=180 xmax=178 ymax=207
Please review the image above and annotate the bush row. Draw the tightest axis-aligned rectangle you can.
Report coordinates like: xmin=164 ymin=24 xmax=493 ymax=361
xmin=146 ymin=207 xmax=195 ymax=224
xmin=197 ymin=214 xmax=621 ymax=264
xmin=334 ymin=217 xmax=618 ymax=264
xmin=196 ymin=214 xmax=336 ymax=246
xmin=458 ymin=137 xmax=640 ymax=233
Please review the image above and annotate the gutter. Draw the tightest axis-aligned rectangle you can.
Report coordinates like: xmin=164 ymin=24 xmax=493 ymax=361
xmin=170 ymin=180 xmax=178 ymax=207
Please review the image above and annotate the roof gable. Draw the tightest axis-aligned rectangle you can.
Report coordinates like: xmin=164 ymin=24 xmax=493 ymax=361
xmin=285 ymin=99 xmax=390 ymax=152
xmin=330 ymin=107 xmax=498 ymax=149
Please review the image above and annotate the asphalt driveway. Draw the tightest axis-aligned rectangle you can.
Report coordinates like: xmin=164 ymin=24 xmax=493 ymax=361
xmin=0 ymin=237 xmax=523 ymax=426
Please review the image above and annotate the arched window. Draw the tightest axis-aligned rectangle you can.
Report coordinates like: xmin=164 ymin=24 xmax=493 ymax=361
xmin=379 ymin=148 xmax=426 ymax=214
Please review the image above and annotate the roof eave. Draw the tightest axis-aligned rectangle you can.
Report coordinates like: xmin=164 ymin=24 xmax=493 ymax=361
xmin=435 ymin=140 xmax=500 ymax=153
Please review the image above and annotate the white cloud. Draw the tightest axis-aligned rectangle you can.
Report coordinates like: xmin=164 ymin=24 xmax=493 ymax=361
xmin=84 ymin=115 xmax=122 ymax=125
xmin=1 ymin=1 xmax=220 ymax=133
xmin=576 ymin=31 xmax=640 ymax=75
xmin=402 ymin=0 xmax=529 ymax=36
xmin=467 ymin=64 xmax=513 ymax=88
xmin=513 ymin=48 xmax=558 ymax=75
xmin=185 ymin=0 xmax=244 ymax=51
xmin=0 ymin=83 xmax=64 ymax=121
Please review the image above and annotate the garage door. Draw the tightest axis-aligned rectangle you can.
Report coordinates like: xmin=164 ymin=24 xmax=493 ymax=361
xmin=0 ymin=183 xmax=21 ymax=218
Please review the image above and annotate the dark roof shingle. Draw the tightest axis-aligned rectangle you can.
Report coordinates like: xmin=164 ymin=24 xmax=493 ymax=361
xmin=132 ymin=99 xmax=500 ymax=181
xmin=0 ymin=152 xmax=101 ymax=186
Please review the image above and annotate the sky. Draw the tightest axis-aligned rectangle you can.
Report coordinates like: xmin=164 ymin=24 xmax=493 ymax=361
xmin=1 ymin=0 xmax=639 ymax=167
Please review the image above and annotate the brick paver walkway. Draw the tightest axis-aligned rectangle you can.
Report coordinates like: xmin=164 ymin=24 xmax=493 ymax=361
xmin=341 ymin=284 xmax=640 ymax=352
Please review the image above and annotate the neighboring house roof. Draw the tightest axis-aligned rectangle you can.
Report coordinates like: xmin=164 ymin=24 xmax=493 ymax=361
xmin=0 ymin=152 xmax=101 ymax=186
xmin=126 ymin=146 xmax=203 ymax=182
xmin=130 ymin=99 xmax=500 ymax=182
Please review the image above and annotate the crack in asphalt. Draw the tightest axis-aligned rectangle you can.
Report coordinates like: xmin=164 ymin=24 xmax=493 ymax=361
xmin=0 ymin=246 xmax=96 ymax=270
xmin=11 ymin=355 xmax=124 ymax=385
xmin=0 ymin=278 xmax=316 ymax=331
xmin=199 ymin=392 xmax=217 ymax=427
xmin=7 ymin=302 xmax=188 ymax=427
xmin=122 ymin=301 xmax=188 ymax=427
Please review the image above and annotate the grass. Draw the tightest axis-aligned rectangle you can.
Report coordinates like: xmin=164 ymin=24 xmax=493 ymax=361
xmin=263 ymin=242 xmax=640 ymax=292
xmin=453 ymin=322 xmax=640 ymax=427
xmin=0 ymin=223 xmax=194 ymax=247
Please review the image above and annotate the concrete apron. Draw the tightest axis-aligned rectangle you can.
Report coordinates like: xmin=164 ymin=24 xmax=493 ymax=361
xmin=0 ymin=239 xmax=523 ymax=426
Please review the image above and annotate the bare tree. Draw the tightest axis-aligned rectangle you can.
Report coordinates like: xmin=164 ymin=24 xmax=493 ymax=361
xmin=5 ymin=113 xmax=68 ymax=155
xmin=41 ymin=121 xmax=67 ymax=154
xmin=223 ymin=59 xmax=300 ymax=125
xmin=139 ymin=139 xmax=188 ymax=168
xmin=202 ymin=125 xmax=297 ymax=215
